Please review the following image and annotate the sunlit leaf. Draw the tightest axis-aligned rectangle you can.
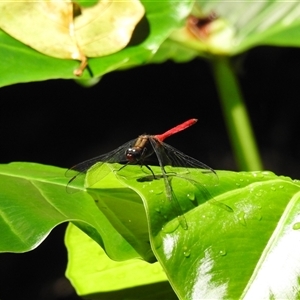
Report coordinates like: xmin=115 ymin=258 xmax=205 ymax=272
xmin=65 ymin=224 xmax=174 ymax=299
xmin=88 ymin=166 xmax=300 ymax=299
xmin=0 ymin=162 xmax=147 ymax=261
xmin=0 ymin=1 xmax=193 ymax=86
xmin=0 ymin=0 xmax=144 ymax=75
xmin=2 ymin=162 xmax=300 ymax=299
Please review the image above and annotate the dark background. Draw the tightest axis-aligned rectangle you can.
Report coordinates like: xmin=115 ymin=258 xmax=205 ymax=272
xmin=1 ymin=46 xmax=300 ymax=299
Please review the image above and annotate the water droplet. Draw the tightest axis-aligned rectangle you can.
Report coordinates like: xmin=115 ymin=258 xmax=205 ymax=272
xmin=219 ymin=249 xmax=227 ymax=256
xmin=155 ymin=207 xmax=161 ymax=213
xmin=151 ymin=264 xmax=162 ymax=274
xmin=262 ymin=171 xmax=275 ymax=176
xmin=235 ymin=182 xmax=241 ymax=187
xmin=155 ymin=190 xmax=163 ymax=195
xmin=153 ymin=234 xmax=162 ymax=249
xmin=292 ymin=222 xmax=300 ymax=230
xmin=237 ymin=211 xmax=246 ymax=226
xmin=162 ymin=220 xmax=180 ymax=233
xmin=183 ymin=246 xmax=191 ymax=257
xmin=251 ymin=172 xmax=264 ymax=179
xmin=271 ymin=186 xmax=276 ymax=191
xmin=255 ymin=212 xmax=262 ymax=221
xmin=239 ymin=178 xmax=244 ymax=182
xmin=187 ymin=192 xmax=195 ymax=201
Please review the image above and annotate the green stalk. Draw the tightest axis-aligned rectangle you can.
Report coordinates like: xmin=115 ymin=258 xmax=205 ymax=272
xmin=211 ymin=56 xmax=263 ymax=171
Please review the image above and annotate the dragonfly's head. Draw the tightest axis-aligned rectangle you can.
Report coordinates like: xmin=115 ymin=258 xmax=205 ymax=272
xmin=126 ymin=147 xmax=143 ymax=163
xmin=125 ymin=135 xmax=151 ymax=163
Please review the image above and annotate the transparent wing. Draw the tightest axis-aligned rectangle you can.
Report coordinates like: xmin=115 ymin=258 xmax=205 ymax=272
xmin=65 ymin=139 xmax=136 ymax=192
xmin=151 ymin=138 xmax=233 ymax=214
xmin=147 ymin=139 xmax=189 ymax=229
xmin=150 ymin=138 xmax=218 ymax=186
xmin=148 ymin=137 xmax=221 ymax=229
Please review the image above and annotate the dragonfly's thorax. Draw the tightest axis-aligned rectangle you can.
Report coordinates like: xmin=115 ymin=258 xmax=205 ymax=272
xmin=125 ymin=135 xmax=152 ymax=163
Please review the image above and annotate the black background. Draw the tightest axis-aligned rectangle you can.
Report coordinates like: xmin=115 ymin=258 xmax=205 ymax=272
xmin=1 ymin=46 xmax=300 ymax=299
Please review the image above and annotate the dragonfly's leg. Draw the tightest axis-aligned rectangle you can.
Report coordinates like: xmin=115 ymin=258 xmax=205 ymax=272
xmin=118 ymin=162 xmax=130 ymax=171
xmin=144 ymin=164 xmax=157 ymax=179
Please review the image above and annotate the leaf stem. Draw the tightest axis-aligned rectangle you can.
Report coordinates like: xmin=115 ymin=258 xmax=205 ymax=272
xmin=211 ymin=56 xmax=263 ymax=171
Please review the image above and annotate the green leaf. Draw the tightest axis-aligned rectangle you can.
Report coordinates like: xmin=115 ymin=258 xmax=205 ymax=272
xmin=134 ymin=170 xmax=300 ymax=299
xmin=0 ymin=1 xmax=193 ymax=87
xmin=164 ymin=1 xmax=300 ymax=62
xmin=0 ymin=162 xmax=149 ymax=261
xmin=2 ymin=162 xmax=300 ymax=299
xmin=150 ymin=38 xmax=200 ymax=64
xmin=82 ymin=165 xmax=300 ymax=299
xmin=65 ymin=224 xmax=176 ymax=299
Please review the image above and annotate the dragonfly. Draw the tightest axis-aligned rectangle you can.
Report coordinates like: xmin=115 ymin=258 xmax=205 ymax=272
xmin=66 ymin=118 xmax=219 ymax=229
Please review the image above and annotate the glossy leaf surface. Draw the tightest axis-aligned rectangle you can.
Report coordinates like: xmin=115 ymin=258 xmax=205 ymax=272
xmin=1 ymin=162 xmax=300 ymax=299
xmin=70 ymin=164 xmax=300 ymax=299
xmin=0 ymin=162 xmax=143 ymax=261
xmin=109 ymin=167 xmax=300 ymax=299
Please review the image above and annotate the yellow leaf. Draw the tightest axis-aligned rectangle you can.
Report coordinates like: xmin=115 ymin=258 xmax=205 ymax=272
xmin=0 ymin=0 xmax=145 ymax=76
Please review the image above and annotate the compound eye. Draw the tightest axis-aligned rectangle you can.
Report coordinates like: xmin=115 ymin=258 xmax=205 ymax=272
xmin=126 ymin=147 xmax=141 ymax=162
